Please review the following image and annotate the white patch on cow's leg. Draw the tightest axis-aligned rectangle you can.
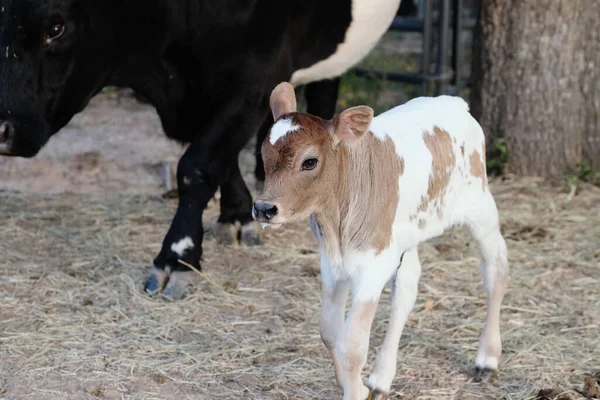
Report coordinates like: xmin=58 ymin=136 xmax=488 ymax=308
xmin=367 ymin=249 xmax=421 ymax=396
xmin=269 ymin=118 xmax=300 ymax=144
xmin=215 ymin=222 xmax=238 ymax=246
xmin=162 ymin=270 xmax=200 ymax=300
xmin=320 ymin=262 xmax=351 ymax=389
xmin=467 ymin=194 xmax=509 ymax=382
xmin=170 ymin=236 xmax=194 ymax=256
xmin=240 ymin=221 xmax=261 ymax=246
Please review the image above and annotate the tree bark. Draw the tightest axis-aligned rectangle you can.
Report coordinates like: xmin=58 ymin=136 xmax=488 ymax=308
xmin=470 ymin=0 xmax=600 ymax=178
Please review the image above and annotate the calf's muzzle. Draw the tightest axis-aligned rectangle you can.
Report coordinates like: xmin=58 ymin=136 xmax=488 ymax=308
xmin=253 ymin=201 xmax=278 ymax=222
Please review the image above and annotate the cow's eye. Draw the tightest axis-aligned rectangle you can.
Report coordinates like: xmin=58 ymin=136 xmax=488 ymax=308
xmin=46 ymin=20 xmax=65 ymax=43
xmin=301 ymin=158 xmax=318 ymax=171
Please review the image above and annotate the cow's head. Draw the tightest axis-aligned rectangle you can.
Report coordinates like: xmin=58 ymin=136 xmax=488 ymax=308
xmin=253 ymin=82 xmax=373 ymax=227
xmin=0 ymin=0 xmax=141 ymax=157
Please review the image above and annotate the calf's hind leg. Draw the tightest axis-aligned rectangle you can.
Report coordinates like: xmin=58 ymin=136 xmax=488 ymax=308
xmin=467 ymin=193 xmax=509 ymax=382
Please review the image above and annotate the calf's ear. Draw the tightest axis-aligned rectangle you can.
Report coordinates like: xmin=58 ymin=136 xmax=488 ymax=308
xmin=333 ymin=106 xmax=374 ymax=143
xmin=270 ymin=82 xmax=297 ymax=120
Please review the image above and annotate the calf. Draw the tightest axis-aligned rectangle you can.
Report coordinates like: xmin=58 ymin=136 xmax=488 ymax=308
xmin=254 ymin=83 xmax=509 ymax=400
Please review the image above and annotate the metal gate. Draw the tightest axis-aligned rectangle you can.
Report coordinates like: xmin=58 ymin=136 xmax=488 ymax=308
xmin=353 ymin=0 xmax=479 ymax=96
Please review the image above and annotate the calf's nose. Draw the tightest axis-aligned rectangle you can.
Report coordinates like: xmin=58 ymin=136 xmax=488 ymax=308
xmin=253 ymin=201 xmax=278 ymax=221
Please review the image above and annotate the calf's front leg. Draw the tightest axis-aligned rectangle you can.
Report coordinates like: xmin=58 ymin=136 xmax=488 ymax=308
xmin=337 ymin=297 xmax=379 ymax=400
xmin=335 ymin=261 xmax=399 ymax=400
xmin=320 ymin=274 xmax=350 ymax=389
xmin=367 ymin=249 xmax=422 ymax=399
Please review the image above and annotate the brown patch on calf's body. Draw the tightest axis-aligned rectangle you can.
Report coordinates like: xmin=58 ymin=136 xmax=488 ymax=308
xmin=469 ymin=144 xmax=488 ymax=190
xmin=421 ymin=127 xmax=456 ymax=217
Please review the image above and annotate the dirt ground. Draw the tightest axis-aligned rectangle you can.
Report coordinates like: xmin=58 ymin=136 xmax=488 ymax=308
xmin=1 ymin=92 xmax=600 ymax=399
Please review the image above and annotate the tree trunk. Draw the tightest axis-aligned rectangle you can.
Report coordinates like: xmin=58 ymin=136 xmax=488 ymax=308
xmin=470 ymin=0 xmax=600 ymax=178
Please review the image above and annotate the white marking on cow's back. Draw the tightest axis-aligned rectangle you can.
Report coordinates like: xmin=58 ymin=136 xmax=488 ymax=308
xmin=269 ymin=118 xmax=300 ymax=144
xmin=171 ymin=237 xmax=194 ymax=257
xmin=290 ymin=0 xmax=401 ymax=86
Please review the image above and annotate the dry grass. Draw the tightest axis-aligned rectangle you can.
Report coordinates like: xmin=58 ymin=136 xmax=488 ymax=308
xmin=1 ymin=174 xmax=599 ymax=400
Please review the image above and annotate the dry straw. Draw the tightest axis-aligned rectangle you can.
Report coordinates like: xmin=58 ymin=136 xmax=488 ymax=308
xmin=1 ymin=176 xmax=599 ymax=399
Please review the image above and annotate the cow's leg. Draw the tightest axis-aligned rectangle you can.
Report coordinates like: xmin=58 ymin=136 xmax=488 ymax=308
xmin=145 ymin=145 xmax=225 ymax=299
xmin=144 ymin=105 xmax=261 ymax=299
xmin=253 ymin=114 xmax=275 ymax=192
xmin=367 ymin=249 xmax=421 ymax=399
xmin=216 ymin=161 xmax=261 ymax=246
xmin=467 ymin=192 xmax=509 ymax=383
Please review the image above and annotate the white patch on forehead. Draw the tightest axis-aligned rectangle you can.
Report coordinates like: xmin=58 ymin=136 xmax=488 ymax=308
xmin=269 ymin=118 xmax=300 ymax=144
xmin=170 ymin=237 xmax=194 ymax=257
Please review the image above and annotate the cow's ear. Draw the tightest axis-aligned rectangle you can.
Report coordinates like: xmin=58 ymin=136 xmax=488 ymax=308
xmin=333 ymin=106 xmax=374 ymax=143
xmin=270 ymin=82 xmax=297 ymax=120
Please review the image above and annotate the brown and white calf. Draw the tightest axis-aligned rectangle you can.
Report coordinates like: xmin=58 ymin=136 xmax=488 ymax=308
xmin=253 ymin=82 xmax=509 ymax=400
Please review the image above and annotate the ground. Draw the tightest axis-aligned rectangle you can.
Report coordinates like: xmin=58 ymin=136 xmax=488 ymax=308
xmin=1 ymin=33 xmax=599 ymax=400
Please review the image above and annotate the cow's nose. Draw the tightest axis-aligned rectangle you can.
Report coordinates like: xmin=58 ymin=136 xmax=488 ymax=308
xmin=0 ymin=120 xmax=15 ymax=154
xmin=0 ymin=120 xmax=14 ymax=143
xmin=253 ymin=201 xmax=278 ymax=221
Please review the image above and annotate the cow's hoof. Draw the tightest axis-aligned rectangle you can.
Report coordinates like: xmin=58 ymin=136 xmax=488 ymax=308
xmin=215 ymin=222 xmax=238 ymax=246
xmin=473 ymin=367 xmax=498 ymax=384
xmin=144 ymin=266 xmax=169 ymax=294
xmin=240 ymin=221 xmax=261 ymax=246
xmin=161 ymin=271 xmax=199 ymax=300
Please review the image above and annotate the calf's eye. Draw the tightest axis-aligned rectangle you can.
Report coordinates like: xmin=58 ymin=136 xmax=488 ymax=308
xmin=301 ymin=158 xmax=318 ymax=171
xmin=46 ymin=21 xmax=65 ymax=43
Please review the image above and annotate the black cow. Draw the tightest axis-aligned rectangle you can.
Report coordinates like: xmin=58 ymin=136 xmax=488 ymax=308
xmin=0 ymin=0 xmax=400 ymax=298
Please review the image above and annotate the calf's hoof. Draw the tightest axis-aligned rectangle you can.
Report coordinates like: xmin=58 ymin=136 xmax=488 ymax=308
xmin=215 ymin=222 xmax=238 ymax=246
xmin=473 ymin=366 xmax=498 ymax=384
xmin=240 ymin=221 xmax=261 ymax=246
xmin=144 ymin=267 xmax=198 ymax=300
xmin=366 ymin=389 xmax=388 ymax=400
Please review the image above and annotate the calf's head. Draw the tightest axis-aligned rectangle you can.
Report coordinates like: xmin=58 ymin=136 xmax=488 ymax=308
xmin=253 ymin=82 xmax=374 ymax=227
xmin=0 ymin=0 xmax=145 ymax=157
